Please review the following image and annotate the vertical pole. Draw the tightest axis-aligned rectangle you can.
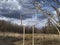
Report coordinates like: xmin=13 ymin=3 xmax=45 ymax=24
xmin=20 ymin=15 xmax=22 ymax=25
xmin=23 ymin=26 xmax=25 ymax=45
xmin=32 ymin=25 xmax=34 ymax=45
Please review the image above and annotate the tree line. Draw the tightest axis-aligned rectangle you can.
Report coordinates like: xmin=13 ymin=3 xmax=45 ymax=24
xmin=0 ymin=20 xmax=59 ymax=34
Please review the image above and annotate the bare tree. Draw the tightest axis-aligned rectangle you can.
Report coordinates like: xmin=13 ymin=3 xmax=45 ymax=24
xmin=33 ymin=0 xmax=60 ymax=33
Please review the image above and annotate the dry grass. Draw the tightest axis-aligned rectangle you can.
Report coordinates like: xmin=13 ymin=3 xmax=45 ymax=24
xmin=0 ymin=33 xmax=60 ymax=45
xmin=34 ymin=34 xmax=60 ymax=45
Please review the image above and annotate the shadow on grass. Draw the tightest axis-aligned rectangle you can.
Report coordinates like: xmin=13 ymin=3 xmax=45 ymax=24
xmin=0 ymin=36 xmax=23 ymax=45
xmin=42 ymin=39 xmax=60 ymax=45
xmin=34 ymin=38 xmax=60 ymax=45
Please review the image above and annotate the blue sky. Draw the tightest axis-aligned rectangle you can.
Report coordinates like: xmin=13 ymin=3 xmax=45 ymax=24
xmin=0 ymin=0 xmax=60 ymax=28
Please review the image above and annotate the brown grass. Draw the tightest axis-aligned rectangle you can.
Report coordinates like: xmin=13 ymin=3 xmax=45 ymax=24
xmin=0 ymin=33 xmax=60 ymax=45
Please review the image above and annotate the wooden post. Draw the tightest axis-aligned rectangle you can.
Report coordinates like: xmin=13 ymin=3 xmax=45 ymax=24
xmin=23 ymin=26 xmax=25 ymax=45
xmin=32 ymin=25 xmax=34 ymax=45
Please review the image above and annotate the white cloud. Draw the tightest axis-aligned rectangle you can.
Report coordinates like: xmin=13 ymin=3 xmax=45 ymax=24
xmin=0 ymin=16 xmax=47 ymax=28
xmin=0 ymin=0 xmax=59 ymax=28
xmin=58 ymin=8 xmax=60 ymax=12
xmin=0 ymin=0 xmax=21 ymax=10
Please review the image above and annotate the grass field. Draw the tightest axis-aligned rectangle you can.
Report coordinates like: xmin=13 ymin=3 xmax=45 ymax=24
xmin=0 ymin=33 xmax=60 ymax=45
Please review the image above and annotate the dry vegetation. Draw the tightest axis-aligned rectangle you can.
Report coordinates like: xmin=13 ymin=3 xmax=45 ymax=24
xmin=14 ymin=34 xmax=60 ymax=45
xmin=0 ymin=33 xmax=60 ymax=45
xmin=0 ymin=20 xmax=60 ymax=45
